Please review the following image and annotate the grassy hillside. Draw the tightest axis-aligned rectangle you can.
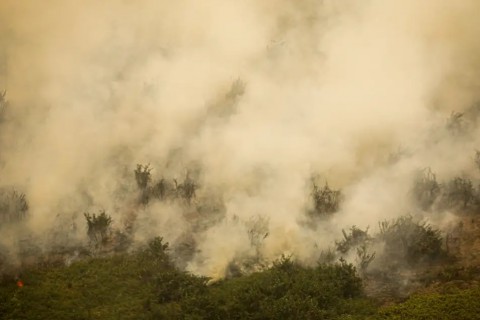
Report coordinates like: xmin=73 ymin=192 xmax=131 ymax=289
xmin=0 ymin=239 xmax=377 ymax=319
xmin=1 ymin=237 xmax=479 ymax=320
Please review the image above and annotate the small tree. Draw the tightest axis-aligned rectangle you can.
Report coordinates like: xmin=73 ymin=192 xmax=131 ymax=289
xmin=441 ymin=177 xmax=478 ymax=211
xmin=84 ymin=210 xmax=112 ymax=246
xmin=310 ymin=182 xmax=341 ymax=217
xmin=135 ymin=164 xmax=152 ymax=190
xmin=174 ymin=175 xmax=197 ymax=204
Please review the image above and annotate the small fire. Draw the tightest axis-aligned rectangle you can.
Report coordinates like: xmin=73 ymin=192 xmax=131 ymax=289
xmin=16 ymin=280 xmax=24 ymax=288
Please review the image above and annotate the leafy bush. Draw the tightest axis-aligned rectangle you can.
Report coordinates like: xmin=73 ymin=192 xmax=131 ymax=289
xmin=376 ymin=287 xmax=480 ymax=320
xmin=179 ymin=258 xmax=374 ymax=320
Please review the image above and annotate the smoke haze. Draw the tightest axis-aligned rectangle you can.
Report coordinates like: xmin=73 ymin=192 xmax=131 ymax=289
xmin=1 ymin=0 xmax=480 ymax=279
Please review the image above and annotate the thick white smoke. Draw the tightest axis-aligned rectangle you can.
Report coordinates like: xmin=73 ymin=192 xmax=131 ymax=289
xmin=1 ymin=0 xmax=480 ymax=278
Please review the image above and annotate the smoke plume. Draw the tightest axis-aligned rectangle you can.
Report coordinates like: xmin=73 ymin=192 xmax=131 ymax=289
xmin=1 ymin=0 xmax=480 ymax=279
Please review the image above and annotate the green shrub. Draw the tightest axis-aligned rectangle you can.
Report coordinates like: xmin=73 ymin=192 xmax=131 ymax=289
xmin=376 ymin=287 xmax=480 ymax=320
xmin=179 ymin=258 xmax=374 ymax=320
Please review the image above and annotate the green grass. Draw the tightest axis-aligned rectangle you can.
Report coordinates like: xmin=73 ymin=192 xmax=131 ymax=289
xmin=1 ymin=240 xmax=479 ymax=320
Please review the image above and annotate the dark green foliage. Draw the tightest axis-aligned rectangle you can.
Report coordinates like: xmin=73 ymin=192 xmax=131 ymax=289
xmin=0 ymin=189 xmax=28 ymax=224
xmin=0 ymin=241 xmax=378 ymax=320
xmin=412 ymin=168 xmax=441 ymax=211
xmin=84 ymin=210 xmax=112 ymax=246
xmin=376 ymin=287 xmax=480 ymax=320
xmin=311 ymin=182 xmax=342 ymax=217
xmin=155 ymin=270 xmax=208 ymax=304
xmin=378 ymin=216 xmax=444 ymax=266
xmin=178 ymin=257 xmax=374 ymax=320
xmin=0 ymin=237 xmax=174 ymax=320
